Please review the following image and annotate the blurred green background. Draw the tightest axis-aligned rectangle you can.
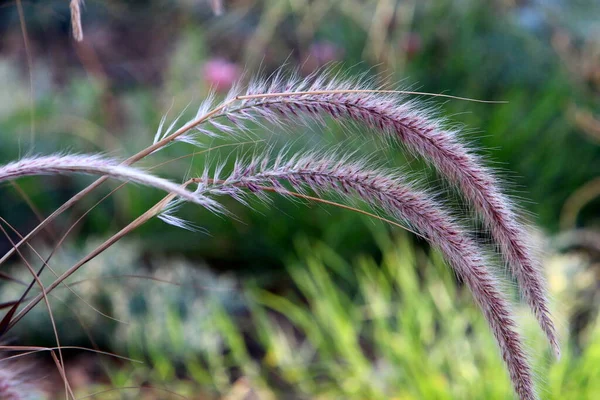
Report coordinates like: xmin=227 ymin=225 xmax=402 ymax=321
xmin=0 ymin=0 xmax=599 ymax=398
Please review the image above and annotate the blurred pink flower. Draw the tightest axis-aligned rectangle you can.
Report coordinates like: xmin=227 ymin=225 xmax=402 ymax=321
xmin=402 ymin=33 xmax=422 ymax=59
xmin=203 ymin=58 xmax=241 ymax=92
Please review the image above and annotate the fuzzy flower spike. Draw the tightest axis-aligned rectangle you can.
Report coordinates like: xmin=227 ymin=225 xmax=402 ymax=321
xmin=196 ymin=70 xmax=559 ymax=359
xmin=195 ymin=151 xmax=538 ymax=400
xmin=0 ymin=154 xmax=220 ymax=212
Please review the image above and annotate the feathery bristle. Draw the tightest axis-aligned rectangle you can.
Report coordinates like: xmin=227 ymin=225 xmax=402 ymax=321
xmin=0 ymin=154 xmax=221 ymax=212
xmin=197 ymin=70 xmax=558 ymax=358
xmin=196 ymin=152 xmax=538 ymax=400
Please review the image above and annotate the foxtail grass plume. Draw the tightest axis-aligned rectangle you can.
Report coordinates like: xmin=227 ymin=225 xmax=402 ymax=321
xmin=0 ymin=360 xmax=44 ymax=399
xmin=187 ymin=69 xmax=558 ymax=359
xmin=194 ymin=151 xmax=537 ymax=400
xmin=0 ymin=154 xmax=220 ymax=211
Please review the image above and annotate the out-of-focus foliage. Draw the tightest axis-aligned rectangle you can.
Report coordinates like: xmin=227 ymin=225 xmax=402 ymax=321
xmin=55 ymin=230 xmax=599 ymax=399
xmin=0 ymin=240 xmax=244 ymax=352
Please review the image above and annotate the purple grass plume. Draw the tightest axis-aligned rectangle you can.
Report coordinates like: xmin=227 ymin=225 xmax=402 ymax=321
xmin=0 ymin=154 xmax=220 ymax=212
xmin=193 ymin=151 xmax=538 ymax=400
xmin=189 ymin=70 xmax=559 ymax=359
xmin=0 ymin=360 xmax=44 ymax=400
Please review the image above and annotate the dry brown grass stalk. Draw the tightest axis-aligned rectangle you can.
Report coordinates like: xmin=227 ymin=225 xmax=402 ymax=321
xmin=70 ymin=0 xmax=83 ymax=42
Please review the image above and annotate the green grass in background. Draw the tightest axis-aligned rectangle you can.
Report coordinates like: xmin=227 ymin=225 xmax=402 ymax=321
xmin=60 ymin=229 xmax=598 ymax=399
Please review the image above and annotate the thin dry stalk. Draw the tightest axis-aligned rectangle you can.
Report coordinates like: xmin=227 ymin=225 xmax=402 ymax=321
xmin=5 ymin=183 xmax=188 ymax=332
xmin=0 ymin=216 xmax=127 ymax=325
xmin=70 ymin=0 xmax=83 ymax=42
xmin=15 ymin=0 xmax=35 ymax=143
xmin=210 ymin=0 xmax=224 ymax=16
xmin=0 ymin=221 xmax=71 ymax=398
xmin=50 ymin=350 xmax=75 ymax=399
xmin=0 ymin=345 xmax=139 ymax=363
xmin=560 ymin=176 xmax=600 ymax=229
